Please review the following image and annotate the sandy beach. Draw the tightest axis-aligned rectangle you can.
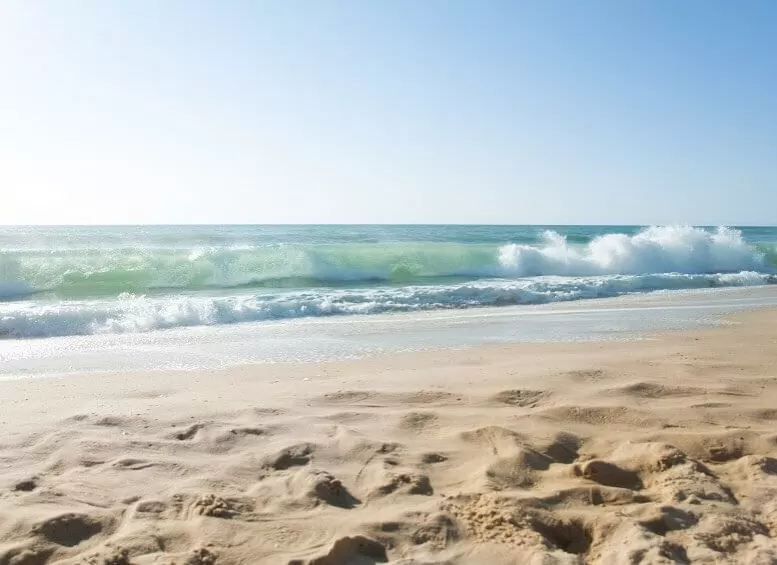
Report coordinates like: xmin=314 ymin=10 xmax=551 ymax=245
xmin=5 ymin=0 xmax=776 ymax=560
xmin=2 ymin=308 xmax=777 ymax=564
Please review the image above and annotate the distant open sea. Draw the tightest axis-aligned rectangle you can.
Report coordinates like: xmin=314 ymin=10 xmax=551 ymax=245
xmin=1 ymin=224 xmax=776 ymax=340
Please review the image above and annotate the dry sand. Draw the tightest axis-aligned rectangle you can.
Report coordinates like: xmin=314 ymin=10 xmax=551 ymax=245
xmin=2 ymin=308 xmax=777 ymax=564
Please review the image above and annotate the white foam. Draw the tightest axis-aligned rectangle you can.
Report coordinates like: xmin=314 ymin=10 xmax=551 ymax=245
xmin=1 ymin=226 xmax=774 ymax=339
xmin=498 ymin=226 xmax=763 ymax=276
xmin=0 ymin=271 xmax=769 ymax=338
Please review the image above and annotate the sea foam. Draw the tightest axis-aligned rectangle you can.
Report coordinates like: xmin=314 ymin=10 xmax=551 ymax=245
xmin=497 ymin=226 xmax=764 ymax=276
xmin=0 ymin=271 xmax=770 ymax=338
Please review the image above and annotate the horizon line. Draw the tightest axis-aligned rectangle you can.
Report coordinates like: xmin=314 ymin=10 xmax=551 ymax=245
xmin=1 ymin=222 xmax=775 ymax=228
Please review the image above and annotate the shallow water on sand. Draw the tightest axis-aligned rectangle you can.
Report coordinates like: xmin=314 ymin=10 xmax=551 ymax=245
xmin=2 ymin=286 xmax=776 ymax=378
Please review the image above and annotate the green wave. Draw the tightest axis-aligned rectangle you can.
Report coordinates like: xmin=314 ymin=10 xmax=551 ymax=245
xmin=0 ymin=243 xmax=504 ymax=299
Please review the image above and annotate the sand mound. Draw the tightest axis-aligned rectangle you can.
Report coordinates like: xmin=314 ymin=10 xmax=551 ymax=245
xmin=292 ymin=535 xmax=388 ymax=565
xmin=573 ymin=459 xmax=643 ymax=489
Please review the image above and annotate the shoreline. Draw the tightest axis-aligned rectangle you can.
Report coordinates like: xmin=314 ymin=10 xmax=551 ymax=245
xmin=3 ymin=285 xmax=777 ymax=380
xmin=2 ymin=307 xmax=777 ymax=563
xmin=1 ymin=303 xmax=775 ymax=435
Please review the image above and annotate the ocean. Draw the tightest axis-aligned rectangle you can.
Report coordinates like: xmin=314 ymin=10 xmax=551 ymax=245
xmin=2 ymin=224 xmax=777 ymax=377
xmin=1 ymin=224 xmax=776 ymax=339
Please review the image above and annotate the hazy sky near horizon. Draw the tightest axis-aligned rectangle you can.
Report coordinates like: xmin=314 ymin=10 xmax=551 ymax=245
xmin=1 ymin=0 xmax=775 ymax=225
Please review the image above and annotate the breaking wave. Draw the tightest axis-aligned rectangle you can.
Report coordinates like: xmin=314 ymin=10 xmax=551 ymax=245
xmin=1 ymin=226 xmax=775 ymax=338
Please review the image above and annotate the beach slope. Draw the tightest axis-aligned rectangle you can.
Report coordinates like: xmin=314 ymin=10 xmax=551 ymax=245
xmin=2 ymin=310 xmax=777 ymax=563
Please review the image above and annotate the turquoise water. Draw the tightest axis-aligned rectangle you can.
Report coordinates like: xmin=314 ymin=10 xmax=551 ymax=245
xmin=1 ymin=224 xmax=775 ymax=338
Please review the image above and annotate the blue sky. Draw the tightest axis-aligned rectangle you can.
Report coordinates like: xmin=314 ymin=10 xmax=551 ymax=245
xmin=1 ymin=0 xmax=775 ymax=225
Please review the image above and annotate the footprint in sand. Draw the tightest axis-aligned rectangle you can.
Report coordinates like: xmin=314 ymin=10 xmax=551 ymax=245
xmin=489 ymin=389 xmax=548 ymax=407
xmin=32 ymin=512 xmax=106 ymax=547
xmin=262 ymin=442 xmax=316 ymax=470
xmin=173 ymin=423 xmax=205 ymax=441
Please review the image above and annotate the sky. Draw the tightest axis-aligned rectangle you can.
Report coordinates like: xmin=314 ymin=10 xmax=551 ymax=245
xmin=1 ymin=0 xmax=775 ymax=225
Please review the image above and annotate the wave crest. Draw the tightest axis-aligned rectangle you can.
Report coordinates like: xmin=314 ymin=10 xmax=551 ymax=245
xmin=498 ymin=226 xmax=764 ymax=276
xmin=0 ymin=226 xmax=772 ymax=300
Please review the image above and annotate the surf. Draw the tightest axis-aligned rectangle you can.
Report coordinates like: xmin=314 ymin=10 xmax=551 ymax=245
xmin=1 ymin=225 xmax=776 ymax=338
xmin=0 ymin=226 xmax=773 ymax=301
xmin=0 ymin=270 xmax=773 ymax=338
